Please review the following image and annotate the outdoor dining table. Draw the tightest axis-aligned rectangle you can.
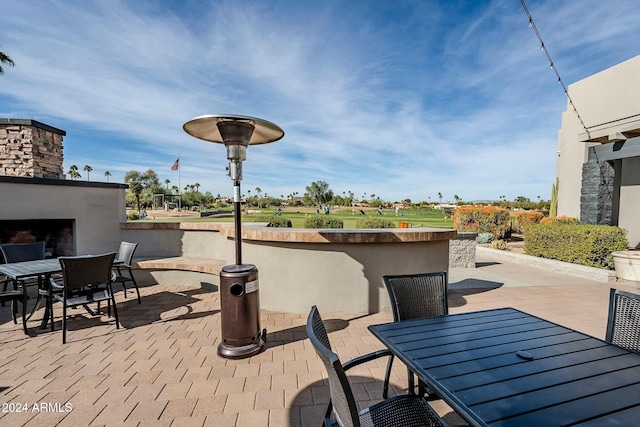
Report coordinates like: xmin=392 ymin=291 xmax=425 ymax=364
xmin=0 ymin=258 xmax=62 ymax=330
xmin=368 ymin=307 xmax=640 ymax=426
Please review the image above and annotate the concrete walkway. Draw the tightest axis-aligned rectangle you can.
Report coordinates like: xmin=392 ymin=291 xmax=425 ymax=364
xmin=0 ymin=249 xmax=638 ymax=427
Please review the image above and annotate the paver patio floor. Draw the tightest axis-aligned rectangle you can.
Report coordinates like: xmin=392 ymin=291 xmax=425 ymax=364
xmin=1 ymin=250 xmax=638 ymax=426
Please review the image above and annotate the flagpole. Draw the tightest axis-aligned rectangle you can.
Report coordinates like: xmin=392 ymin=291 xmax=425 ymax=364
xmin=178 ymin=154 xmax=181 ymax=210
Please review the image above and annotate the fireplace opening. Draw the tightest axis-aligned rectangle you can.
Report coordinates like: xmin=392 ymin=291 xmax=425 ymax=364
xmin=0 ymin=219 xmax=74 ymax=260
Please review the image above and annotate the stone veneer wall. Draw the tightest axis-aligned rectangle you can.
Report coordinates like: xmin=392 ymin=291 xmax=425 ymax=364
xmin=449 ymin=232 xmax=477 ymax=268
xmin=580 ymin=159 xmax=614 ymax=224
xmin=0 ymin=118 xmax=66 ymax=179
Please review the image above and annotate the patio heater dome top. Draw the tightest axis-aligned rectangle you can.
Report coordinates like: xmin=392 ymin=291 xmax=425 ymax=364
xmin=182 ymin=114 xmax=284 ymax=145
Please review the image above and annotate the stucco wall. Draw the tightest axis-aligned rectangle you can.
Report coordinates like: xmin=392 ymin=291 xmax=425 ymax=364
xmin=619 ymin=157 xmax=640 ymax=248
xmin=121 ymin=224 xmax=453 ymax=315
xmin=0 ymin=176 xmax=127 ymax=254
xmin=556 ymin=55 xmax=640 ymax=246
xmin=557 ymin=56 xmax=640 ymax=217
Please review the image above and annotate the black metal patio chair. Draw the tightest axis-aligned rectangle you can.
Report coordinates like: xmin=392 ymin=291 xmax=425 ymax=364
xmin=0 ymin=286 xmax=27 ymax=334
xmin=112 ymin=242 xmax=141 ymax=304
xmin=605 ymin=288 xmax=640 ymax=353
xmin=52 ymin=252 xmax=119 ymax=344
xmin=1 ymin=241 xmax=46 ymax=290
xmin=306 ymin=305 xmax=446 ymax=427
xmin=382 ymin=272 xmax=448 ymax=398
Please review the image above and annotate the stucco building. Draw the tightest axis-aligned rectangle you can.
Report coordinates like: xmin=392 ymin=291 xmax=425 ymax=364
xmin=556 ymin=55 xmax=640 ymax=248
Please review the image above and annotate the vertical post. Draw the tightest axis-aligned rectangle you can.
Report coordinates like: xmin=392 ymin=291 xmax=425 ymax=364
xmin=234 ymin=180 xmax=242 ymax=265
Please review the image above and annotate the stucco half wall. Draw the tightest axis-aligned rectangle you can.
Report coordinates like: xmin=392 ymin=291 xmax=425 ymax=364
xmin=0 ymin=176 xmax=127 ymax=254
xmin=121 ymin=223 xmax=456 ymax=315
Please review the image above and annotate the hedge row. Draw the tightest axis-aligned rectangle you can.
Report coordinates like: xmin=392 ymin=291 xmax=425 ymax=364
xmin=355 ymin=218 xmax=395 ymax=228
xmin=453 ymin=206 xmax=511 ymax=238
xmin=254 ymin=215 xmax=292 ymax=227
xmin=523 ymin=222 xmax=628 ymax=270
xmin=304 ymin=216 xmax=344 ymax=229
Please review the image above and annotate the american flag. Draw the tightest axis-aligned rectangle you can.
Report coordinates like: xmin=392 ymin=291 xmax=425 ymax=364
xmin=171 ymin=158 xmax=179 ymax=171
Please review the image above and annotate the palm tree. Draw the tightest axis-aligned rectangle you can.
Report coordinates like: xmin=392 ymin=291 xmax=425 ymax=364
xmin=194 ymin=183 xmax=200 ymax=193
xmin=171 ymin=185 xmax=179 ymax=194
xmin=438 ymin=192 xmax=443 ymax=205
xmin=104 ymin=171 xmax=112 ymax=182
xmin=83 ymin=165 xmax=92 ymax=181
xmin=255 ymin=187 xmax=262 ymax=208
xmin=0 ymin=48 xmax=15 ymax=74
xmin=131 ymin=181 xmax=143 ymax=213
xmin=67 ymin=165 xmax=80 ymax=180
xmin=164 ymin=179 xmax=170 ymax=189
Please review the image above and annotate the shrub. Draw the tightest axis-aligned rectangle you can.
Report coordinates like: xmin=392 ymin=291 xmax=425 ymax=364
xmin=539 ymin=215 xmax=579 ymax=225
xmin=304 ymin=216 xmax=344 ymax=229
xmin=355 ymin=217 xmax=395 ymax=229
xmin=491 ymin=239 xmax=509 ymax=250
xmin=255 ymin=215 xmax=292 ymax=227
xmin=127 ymin=211 xmax=140 ymax=220
xmin=524 ymin=223 xmax=628 ymax=269
xmin=453 ymin=206 xmax=511 ymax=238
xmin=476 ymin=232 xmax=494 ymax=244
xmin=513 ymin=210 xmax=545 ymax=233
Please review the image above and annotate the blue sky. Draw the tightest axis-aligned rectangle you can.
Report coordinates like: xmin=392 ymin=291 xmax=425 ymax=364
xmin=1 ymin=0 xmax=639 ymax=203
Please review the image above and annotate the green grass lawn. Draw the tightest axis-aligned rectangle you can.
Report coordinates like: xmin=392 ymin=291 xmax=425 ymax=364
xmin=143 ymin=206 xmax=453 ymax=229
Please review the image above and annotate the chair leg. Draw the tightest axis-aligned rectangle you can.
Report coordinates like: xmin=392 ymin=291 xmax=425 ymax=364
xmin=117 ymin=267 xmax=127 ymax=298
xmin=62 ymin=303 xmax=67 ymax=344
xmin=128 ymin=268 xmax=141 ymax=304
xmin=110 ymin=292 xmax=120 ymax=330
xmin=21 ymin=295 xmax=28 ymax=335
xmin=11 ymin=298 xmax=18 ymax=324
xmin=383 ymin=354 xmax=394 ymax=398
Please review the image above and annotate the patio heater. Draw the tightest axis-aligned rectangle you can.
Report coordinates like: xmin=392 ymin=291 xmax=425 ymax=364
xmin=183 ymin=115 xmax=284 ymax=358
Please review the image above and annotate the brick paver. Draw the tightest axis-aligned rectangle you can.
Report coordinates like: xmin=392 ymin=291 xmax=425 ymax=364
xmin=1 ymin=250 xmax=639 ymax=426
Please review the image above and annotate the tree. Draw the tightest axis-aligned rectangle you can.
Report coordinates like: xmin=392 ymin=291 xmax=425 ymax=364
xmin=304 ymin=181 xmax=333 ymax=208
xmin=131 ymin=181 xmax=143 ymax=213
xmin=255 ymin=187 xmax=262 ymax=208
xmin=104 ymin=171 xmax=111 ymax=182
xmin=438 ymin=192 xmax=443 ymax=205
xmin=124 ymin=169 xmax=165 ymax=209
xmin=0 ymin=48 xmax=15 ymax=74
xmin=164 ymin=179 xmax=170 ymax=189
xmin=83 ymin=165 xmax=92 ymax=181
xmin=67 ymin=165 xmax=80 ymax=180
xmin=194 ymin=183 xmax=200 ymax=193
xmin=454 ymin=194 xmax=461 ymax=204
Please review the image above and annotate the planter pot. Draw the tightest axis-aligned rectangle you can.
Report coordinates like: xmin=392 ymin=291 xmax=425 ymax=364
xmin=612 ymin=251 xmax=640 ymax=282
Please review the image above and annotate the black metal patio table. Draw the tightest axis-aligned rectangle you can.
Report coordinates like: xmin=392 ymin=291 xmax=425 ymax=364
xmin=368 ymin=307 xmax=640 ymax=426
xmin=0 ymin=258 xmax=61 ymax=330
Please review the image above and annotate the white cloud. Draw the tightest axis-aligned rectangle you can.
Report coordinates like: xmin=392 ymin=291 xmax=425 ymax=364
xmin=1 ymin=0 xmax=639 ymax=202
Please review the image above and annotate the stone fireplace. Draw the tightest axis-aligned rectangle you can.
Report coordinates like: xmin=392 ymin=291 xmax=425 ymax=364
xmin=0 ymin=118 xmax=65 ymax=179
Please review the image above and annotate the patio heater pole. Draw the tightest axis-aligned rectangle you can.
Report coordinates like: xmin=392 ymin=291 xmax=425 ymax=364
xmin=183 ymin=115 xmax=284 ymax=359
xmin=233 ymin=180 xmax=242 ymax=265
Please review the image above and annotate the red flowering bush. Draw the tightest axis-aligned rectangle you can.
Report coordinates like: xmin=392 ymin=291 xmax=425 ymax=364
xmin=453 ymin=206 xmax=511 ymax=238
xmin=513 ymin=210 xmax=545 ymax=233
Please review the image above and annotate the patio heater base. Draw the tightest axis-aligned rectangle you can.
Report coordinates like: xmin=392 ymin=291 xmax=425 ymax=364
xmin=218 ymin=338 xmax=265 ymax=359
xmin=217 ymin=263 xmax=266 ymax=359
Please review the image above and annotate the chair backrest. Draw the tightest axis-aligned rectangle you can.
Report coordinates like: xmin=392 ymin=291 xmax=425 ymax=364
xmin=0 ymin=241 xmax=46 ymax=263
xmin=605 ymin=288 xmax=640 ymax=353
xmin=307 ymin=306 xmax=360 ymax=427
xmin=59 ymin=253 xmax=116 ymax=292
xmin=116 ymin=242 xmax=138 ymax=266
xmin=383 ymin=272 xmax=448 ymax=321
